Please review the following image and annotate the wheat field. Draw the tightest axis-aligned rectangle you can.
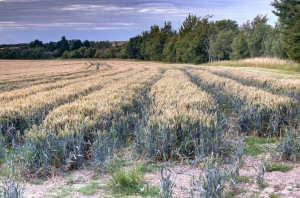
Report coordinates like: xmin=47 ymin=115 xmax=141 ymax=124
xmin=0 ymin=60 xmax=300 ymax=197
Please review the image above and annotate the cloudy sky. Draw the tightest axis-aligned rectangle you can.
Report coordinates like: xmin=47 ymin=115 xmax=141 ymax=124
xmin=0 ymin=0 xmax=277 ymax=44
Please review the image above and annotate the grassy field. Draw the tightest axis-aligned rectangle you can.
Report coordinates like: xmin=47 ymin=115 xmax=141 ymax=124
xmin=207 ymin=57 xmax=300 ymax=73
xmin=0 ymin=60 xmax=300 ymax=197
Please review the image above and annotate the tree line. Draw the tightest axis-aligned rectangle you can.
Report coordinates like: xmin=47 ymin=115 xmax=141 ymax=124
xmin=122 ymin=0 xmax=299 ymax=63
xmin=0 ymin=0 xmax=299 ymax=63
xmin=123 ymin=15 xmax=288 ymax=64
xmin=0 ymin=37 xmax=119 ymax=59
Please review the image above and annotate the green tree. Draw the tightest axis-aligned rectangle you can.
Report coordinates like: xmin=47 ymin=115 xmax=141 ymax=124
xmin=83 ymin=40 xmax=91 ymax=48
xmin=272 ymin=0 xmax=300 ymax=62
xmin=243 ymin=15 xmax=272 ymax=57
xmin=177 ymin=15 xmax=211 ymax=64
xmin=208 ymin=30 xmax=237 ymax=61
xmin=163 ymin=35 xmax=178 ymax=62
xmin=231 ymin=32 xmax=250 ymax=60
xmin=127 ymin=35 xmax=143 ymax=59
xmin=271 ymin=23 xmax=287 ymax=58
xmin=57 ymin=36 xmax=69 ymax=56
xmin=70 ymin=39 xmax=83 ymax=51
xmin=29 ymin=39 xmax=44 ymax=49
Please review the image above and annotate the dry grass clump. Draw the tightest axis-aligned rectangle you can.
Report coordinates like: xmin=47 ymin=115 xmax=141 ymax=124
xmin=241 ymin=57 xmax=294 ymax=66
xmin=208 ymin=57 xmax=300 ymax=72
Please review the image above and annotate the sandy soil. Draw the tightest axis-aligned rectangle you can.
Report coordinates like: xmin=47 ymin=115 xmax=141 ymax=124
xmin=21 ymin=155 xmax=300 ymax=198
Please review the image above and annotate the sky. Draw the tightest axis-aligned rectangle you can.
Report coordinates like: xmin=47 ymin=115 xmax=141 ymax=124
xmin=0 ymin=0 xmax=277 ymax=44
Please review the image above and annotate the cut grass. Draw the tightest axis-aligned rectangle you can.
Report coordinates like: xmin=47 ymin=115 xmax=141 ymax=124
xmin=265 ymin=163 xmax=293 ymax=173
xmin=78 ymin=182 xmax=100 ymax=196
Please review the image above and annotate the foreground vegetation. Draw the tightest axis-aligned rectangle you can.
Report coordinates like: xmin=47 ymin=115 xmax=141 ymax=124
xmin=0 ymin=60 xmax=300 ymax=197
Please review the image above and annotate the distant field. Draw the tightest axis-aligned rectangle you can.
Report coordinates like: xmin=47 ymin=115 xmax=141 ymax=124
xmin=0 ymin=60 xmax=300 ymax=197
xmin=207 ymin=57 xmax=300 ymax=73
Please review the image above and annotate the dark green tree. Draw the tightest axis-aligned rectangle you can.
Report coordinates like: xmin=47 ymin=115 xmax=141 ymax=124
xmin=272 ymin=0 xmax=300 ymax=62
xmin=83 ymin=40 xmax=91 ymax=48
xmin=29 ymin=39 xmax=44 ymax=48
xmin=57 ymin=36 xmax=69 ymax=56
xmin=127 ymin=35 xmax=143 ymax=59
xmin=70 ymin=39 xmax=83 ymax=51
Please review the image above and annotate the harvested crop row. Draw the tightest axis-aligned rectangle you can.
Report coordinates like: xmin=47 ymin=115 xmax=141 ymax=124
xmin=139 ymin=70 xmax=225 ymax=160
xmin=0 ymin=62 xmax=111 ymax=92
xmin=0 ymin=63 xmax=131 ymax=102
xmin=203 ymin=67 xmax=300 ymax=100
xmin=188 ymin=69 xmax=298 ymax=136
xmin=0 ymin=67 xmax=144 ymax=134
xmin=24 ymin=68 xmax=162 ymax=168
xmin=0 ymin=60 xmax=85 ymax=79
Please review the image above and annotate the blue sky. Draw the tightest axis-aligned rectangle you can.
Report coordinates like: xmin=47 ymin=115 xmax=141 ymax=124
xmin=0 ymin=0 xmax=277 ymax=44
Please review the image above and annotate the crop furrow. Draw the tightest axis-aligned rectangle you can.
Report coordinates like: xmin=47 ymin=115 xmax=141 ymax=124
xmin=187 ymin=69 xmax=299 ymax=136
xmin=23 ymin=68 xmax=163 ymax=168
xmin=0 ymin=67 xmax=145 ymax=135
xmin=202 ymin=67 xmax=300 ymax=100
xmin=0 ymin=66 xmax=131 ymax=102
xmin=138 ymin=69 xmax=226 ymax=161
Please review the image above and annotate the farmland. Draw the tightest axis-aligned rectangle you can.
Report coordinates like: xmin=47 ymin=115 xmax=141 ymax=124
xmin=0 ymin=60 xmax=300 ymax=197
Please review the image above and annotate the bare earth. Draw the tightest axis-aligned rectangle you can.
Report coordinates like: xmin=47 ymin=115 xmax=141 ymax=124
xmin=22 ymin=156 xmax=300 ymax=198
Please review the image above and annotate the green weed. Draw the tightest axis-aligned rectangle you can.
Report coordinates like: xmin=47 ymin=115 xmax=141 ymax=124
xmin=265 ymin=163 xmax=293 ymax=173
xmin=78 ymin=182 xmax=100 ymax=195
xmin=245 ymin=137 xmax=277 ymax=145
xmin=238 ymin=175 xmax=251 ymax=183
xmin=245 ymin=144 xmax=265 ymax=156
